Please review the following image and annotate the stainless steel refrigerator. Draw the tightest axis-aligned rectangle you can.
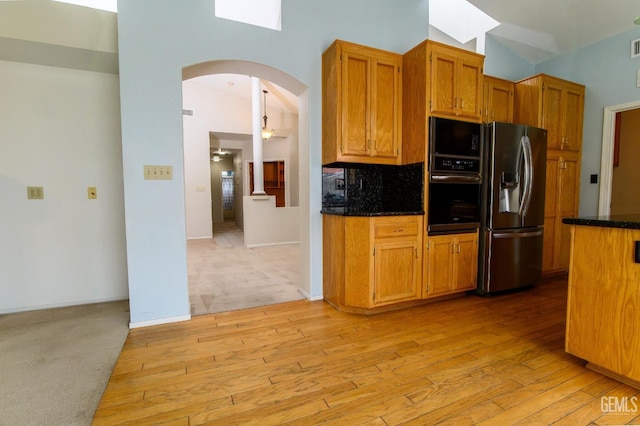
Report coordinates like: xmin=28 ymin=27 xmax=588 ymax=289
xmin=477 ymin=122 xmax=547 ymax=294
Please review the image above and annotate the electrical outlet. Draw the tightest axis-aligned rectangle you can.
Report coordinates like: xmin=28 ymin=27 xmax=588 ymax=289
xmin=144 ymin=165 xmax=173 ymax=180
xmin=87 ymin=186 xmax=97 ymax=199
xmin=27 ymin=186 xmax=44 ymax=199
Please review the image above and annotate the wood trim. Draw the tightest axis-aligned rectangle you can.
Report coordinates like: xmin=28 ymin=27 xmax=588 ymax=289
xmin=613 ymin=112 xmax=621 ymax=167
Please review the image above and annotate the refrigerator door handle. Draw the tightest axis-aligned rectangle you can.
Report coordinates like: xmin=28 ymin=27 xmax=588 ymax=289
xmin=519 ymin=135 xmax=534 ymax=218
xmin=429 ymin=174 xmax=482 ymax=183
xmin=493 ymin=229 xmax=544 ymax=239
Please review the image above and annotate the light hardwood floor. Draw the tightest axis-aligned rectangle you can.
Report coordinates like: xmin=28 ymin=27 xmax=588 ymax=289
xmin=93 ymin=278 xmax=640 ymax=425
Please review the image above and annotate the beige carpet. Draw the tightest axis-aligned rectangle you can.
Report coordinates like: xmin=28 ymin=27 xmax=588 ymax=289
xmin=188 ymin=222 xmax=304 ymax=316
xmin=0 ymin=300 xmax=130 ymax=426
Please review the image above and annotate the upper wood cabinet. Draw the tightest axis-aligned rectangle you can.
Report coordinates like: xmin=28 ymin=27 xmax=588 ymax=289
xmin=483 ymin=75 xmax=514 ymax=123
xmin=428 ymin=42 xmax=484 ymax=121
xmin=402 ymin=39 xmax=484 ymax=164
xmin=514 ymin=74 xmax=585 ymax=152
xmin=322 ymin=40 xmax=402 ymax=165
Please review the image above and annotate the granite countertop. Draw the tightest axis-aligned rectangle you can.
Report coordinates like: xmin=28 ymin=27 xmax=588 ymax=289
xmin=562 ymin=214 xmax=640 ymax=229
xmin=321 ymin=209 xmax=424 ymax=216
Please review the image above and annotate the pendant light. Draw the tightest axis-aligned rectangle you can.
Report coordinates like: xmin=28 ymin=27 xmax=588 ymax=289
xmin=261 ymin=90 xmax=274 ymax=140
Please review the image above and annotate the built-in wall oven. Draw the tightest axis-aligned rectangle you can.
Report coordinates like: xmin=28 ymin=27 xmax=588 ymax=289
xmin=427 ymin=117 xmax=482 ymax=234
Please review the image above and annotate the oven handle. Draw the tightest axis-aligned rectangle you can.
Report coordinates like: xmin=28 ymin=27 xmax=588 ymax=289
xmin=429 ymin=174 xmax=482 ymax=184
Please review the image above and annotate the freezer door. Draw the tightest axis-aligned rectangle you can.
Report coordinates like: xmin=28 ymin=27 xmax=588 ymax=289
xmin=479 ymin=228 xmax=543 ymax=293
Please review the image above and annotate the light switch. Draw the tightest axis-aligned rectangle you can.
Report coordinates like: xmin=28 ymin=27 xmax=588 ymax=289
xmin=144 ymin=165 xmax=173 ymax=180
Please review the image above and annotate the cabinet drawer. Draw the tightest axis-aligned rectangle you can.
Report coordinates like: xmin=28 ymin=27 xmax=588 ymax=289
xmin=374 ymin=218 xmax=419 ymax=239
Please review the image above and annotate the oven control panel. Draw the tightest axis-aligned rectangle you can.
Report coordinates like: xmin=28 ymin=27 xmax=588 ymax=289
xmin=431 ymin=156 xmax=480 ymax=173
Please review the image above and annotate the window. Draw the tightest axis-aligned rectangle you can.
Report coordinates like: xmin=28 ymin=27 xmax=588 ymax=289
xmin=215 ymin=0 xmax=281 ymax=31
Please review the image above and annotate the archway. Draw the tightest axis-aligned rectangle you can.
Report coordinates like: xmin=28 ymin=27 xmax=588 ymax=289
xmin=181 ymin=60 xmax=312 ymax=311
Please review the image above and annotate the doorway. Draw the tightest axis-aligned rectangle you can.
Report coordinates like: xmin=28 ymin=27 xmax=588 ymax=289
xmin=182 ymin=61 xmax=309 ymax=316
xmin=221 ymin=170 xmax=235 ymax=221
xmin=599 ymin=100 xmax=640 ymax=215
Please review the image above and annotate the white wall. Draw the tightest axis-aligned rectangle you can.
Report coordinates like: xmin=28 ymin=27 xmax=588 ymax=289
xmin=243 ymin=197 xmax=299 ymax=247
xmin=0 ymin=59 xmax=128 ymax=313
xmin=118 ymin=0 xmax=430 ymax=325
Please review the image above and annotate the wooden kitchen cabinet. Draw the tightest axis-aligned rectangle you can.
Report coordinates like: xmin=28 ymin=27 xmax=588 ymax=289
xmin=322 ymin=39 xmax=402 ymax=165
xmin=428 ymin=41 xmax=484 ymax=121
xmin=402 ymin=39 xmax=484 ymax=164
xmin=483 ymin=75 xmax=514 ymax=123
xmin=565 ymin=224 xmax=640 ymax=385
xmin=543 ymin=152 xmax=581 ymax=273
xmin=322 ymin=214 xmax=423 ymax=312
xmin=515 ymin=74 xmax=585 ymax=152
xmin=424 ymin=231 xmax=478 ymax=298
xmin=249 ymin=161 xmax=285 ymax=207
xmin=515 ymin=74 xmax=585 ymax=275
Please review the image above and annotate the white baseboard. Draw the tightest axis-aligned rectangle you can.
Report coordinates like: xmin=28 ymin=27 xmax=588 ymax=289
xmin=246 ymin=241 xmax=299 ymax=248
xmin=298 ymin=288 xmax=323 ymax=301
xmin=129 ymin=314 xmax=191 ymax=329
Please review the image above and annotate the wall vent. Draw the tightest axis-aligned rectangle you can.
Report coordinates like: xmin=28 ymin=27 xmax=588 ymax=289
xmin=632 ymin=38 xmax=640 ymax=58
xmin=182 ymin=108 xmax=194 ymax=116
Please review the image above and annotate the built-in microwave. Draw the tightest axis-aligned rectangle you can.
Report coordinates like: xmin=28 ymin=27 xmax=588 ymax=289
xmin=429 ymin=116 xmax=482 ymax=174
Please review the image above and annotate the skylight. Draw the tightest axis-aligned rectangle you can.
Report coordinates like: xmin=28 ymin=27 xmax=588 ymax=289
xmin=54 ymin=0 xmax=117 ymax=13
xmin=429 ymin=0 xmax=499 ymax=53
xmin=215 ymin=0 xmax=282 ymax=31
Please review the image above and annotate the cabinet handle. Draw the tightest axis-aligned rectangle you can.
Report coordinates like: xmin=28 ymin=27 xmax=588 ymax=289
xmin=393 ymin=228 xmax=404 ymax=233
xmin=460 ymin=99 xmax=464 ymax=108
xmin=415 ymin=248 xmax=419 ymax=259
xmin=457 ymin=244 xmax=461 ymax=254
xmin=367 ymin=139 xmax=371 ymax=149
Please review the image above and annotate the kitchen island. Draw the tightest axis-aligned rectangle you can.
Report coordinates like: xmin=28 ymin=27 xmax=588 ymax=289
xmin=562 ymin=215 xmax=640 ymax=389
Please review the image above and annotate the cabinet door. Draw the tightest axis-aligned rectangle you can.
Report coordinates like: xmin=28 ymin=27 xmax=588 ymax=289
xmin=453 ymin=233 xmax=478 ymax=291
xmin=457 ymin=58 xmax=483 ymax=121
xmin=373 ymin=240 xmax=420 ymax=305
xmin=341 ymin=48 xmax=371 ymax=158
xmin=541 ymin=82 xmax=564 ymax=150
xmin=371 ymin=55 xmax=400 ymax=161
xmin=557 ymin=156 xmax=580 ymax=270
xmin=425 ymin=235 xmax=454 ymax=297
xmin=429 ymin=49 xmax=457 ymax=117
xmin=566 ymin=226 xmax=640 ymax=382
xmin=562 ymin=87 xmax=584 ymax=152
xmin=484 ymin=77 xmax=514 ymax=123
xmin=542 ymin=155 xmax=560 ymax=273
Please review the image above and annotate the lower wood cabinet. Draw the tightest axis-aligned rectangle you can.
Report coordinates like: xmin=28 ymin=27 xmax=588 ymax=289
xmin=323 ymin=214 xmax=423 ymax=312
xmin=565 ymin=224 xmax=640 ymax=385
xmin=424 ymin=232 xmax=478 ymax=298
